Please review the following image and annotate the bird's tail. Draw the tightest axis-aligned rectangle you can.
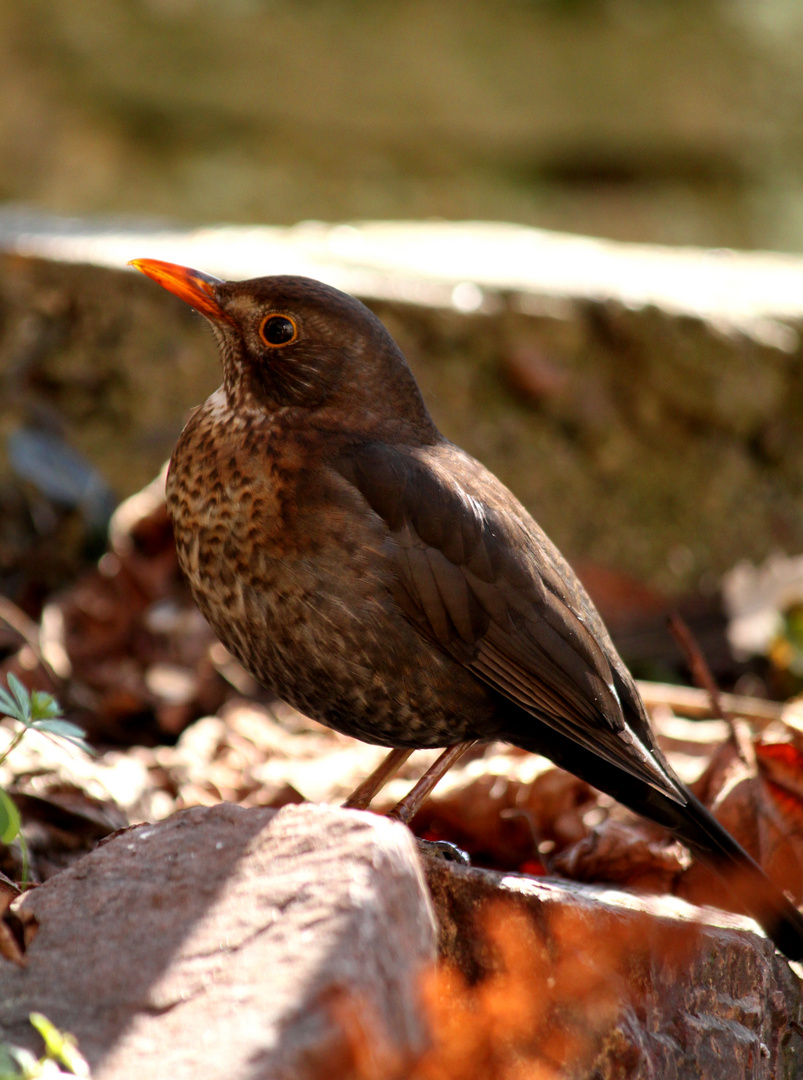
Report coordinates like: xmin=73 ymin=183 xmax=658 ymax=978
xmin=507 ymin=724 xmax=803 ymax=959
xmin=664 ymin=787 xmax=803 ymax=961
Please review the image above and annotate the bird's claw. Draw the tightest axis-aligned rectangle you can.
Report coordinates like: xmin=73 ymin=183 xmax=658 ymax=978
xmin=415 ymin=837 xmax=471 ymax=865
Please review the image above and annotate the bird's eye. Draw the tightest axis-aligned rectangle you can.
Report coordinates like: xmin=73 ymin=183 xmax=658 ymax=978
xmin=259 ymin=314 xmax=298 ymax=347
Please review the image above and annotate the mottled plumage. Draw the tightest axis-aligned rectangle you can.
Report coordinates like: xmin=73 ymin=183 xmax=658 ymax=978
xmin=133 ymin=259 xmax=803 ymax=961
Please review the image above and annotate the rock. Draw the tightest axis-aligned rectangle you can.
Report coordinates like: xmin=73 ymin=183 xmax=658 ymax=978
xmin=0 ymin=803 xmax=436 ymax=1080
xmin=423 ymin=854 xmax=803 ymax=1079
xmin=2 ymin=800 xmax=801 ymax=1078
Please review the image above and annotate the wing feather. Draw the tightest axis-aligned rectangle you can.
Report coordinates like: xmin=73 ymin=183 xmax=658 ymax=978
xmin=335 ymin=440 xmax=683 ymax=803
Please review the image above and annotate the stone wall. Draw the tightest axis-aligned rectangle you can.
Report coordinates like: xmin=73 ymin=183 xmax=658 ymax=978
xmin=3 ymin=218 xmax=803 ymax=594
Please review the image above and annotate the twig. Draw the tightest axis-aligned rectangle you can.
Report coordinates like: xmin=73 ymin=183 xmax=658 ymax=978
xmin=667 ymin=612 xmax=756 ymax=771
xmin=636 ymin=681 xmax=783 ymax=727
xmin=0 ymin=595 xmax=62 ymax=686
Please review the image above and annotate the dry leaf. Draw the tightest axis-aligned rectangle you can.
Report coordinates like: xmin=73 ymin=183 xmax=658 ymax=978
xmin=552 ymin=819 xmax=689 ymax=894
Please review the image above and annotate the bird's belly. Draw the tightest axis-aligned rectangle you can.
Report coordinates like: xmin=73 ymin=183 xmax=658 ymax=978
xmin=178 ymin=527 xmax=492 ymax=749
xmin=167 ymin=421 xmax=496 ymax=747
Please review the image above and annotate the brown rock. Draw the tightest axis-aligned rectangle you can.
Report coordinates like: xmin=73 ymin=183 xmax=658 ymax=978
xmin=423 ymin=853 xmax=803 ymax=1078
xmin=0 ymin=802 xmax=436 ymax=1080
xmin=1 ymin=799 xmax=801 ymax=1078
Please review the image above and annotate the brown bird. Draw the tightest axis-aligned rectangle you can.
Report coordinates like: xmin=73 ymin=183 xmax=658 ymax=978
xmin=132 ymin=257 xmax=803 ymax=960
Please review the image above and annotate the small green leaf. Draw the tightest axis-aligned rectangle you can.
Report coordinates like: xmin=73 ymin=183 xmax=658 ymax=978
xmin=29 ymin=693 xmax=62 ymax=723
xmin=32 ymin=719 xmax=84 ymax=740
xmin=0 ymin=790 xmax=20 ymax=845
xmin=29 ymin=1013 xmax=60 ymax=1053
xmin=33 ymin=722 xmax=93 ymax=757
xmin=0 ymin=1044 xmax=20 ymax=1078
xmin=5 ymin=675 xmax=31 ymax=724
xmin=0 ymin=687 xmax=19 ymax=721
xmin=0 ymin=1042 xmax=34 ymax=1077
xmin=29 ymin=1014 xmax=89 ymax=1076
xmin=29 ymin=1013 xmax=66 ymax=1060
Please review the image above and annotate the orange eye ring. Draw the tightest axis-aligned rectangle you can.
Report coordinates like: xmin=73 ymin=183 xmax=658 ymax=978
xmin=259 ymin=313 xmax=298 ymax=348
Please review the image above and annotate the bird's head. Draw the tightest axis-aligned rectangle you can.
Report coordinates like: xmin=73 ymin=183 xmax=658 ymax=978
xmin=130 ymin=259 xmax=436 ymax=441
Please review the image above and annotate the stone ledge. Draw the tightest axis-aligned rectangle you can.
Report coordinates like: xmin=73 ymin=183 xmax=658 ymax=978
xmin=424 ymin=849 xmax=803 ymax=1078
xmin=0 ymin=804 xmax=436 ymax=1080
xmin=3 ymin=211 xmax=803 ymax=340
xmin=2 ymin=216 xmax=803 ymax=593
xmin=0 ymin=804 xmax=799 ymax=1078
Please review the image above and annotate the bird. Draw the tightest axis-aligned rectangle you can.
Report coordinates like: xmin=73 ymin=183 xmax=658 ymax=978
xmin=131 ymin=257 xmax=803 ymax=961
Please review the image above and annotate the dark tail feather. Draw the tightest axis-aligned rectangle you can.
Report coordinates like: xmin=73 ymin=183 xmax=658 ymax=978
xmin=669 ymin=789 xmax=803 ymax=961
xmin=506 ymin=726 xmax=803 ymax=960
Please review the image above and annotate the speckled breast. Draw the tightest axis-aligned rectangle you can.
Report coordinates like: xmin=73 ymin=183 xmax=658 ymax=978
xmin=165 ymin=394 xmax=495 ymax=749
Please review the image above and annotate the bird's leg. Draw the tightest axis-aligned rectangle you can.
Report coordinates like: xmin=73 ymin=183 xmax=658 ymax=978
xmin=388 ymin=740 xmax=478 ymax=825
xmin=343 ymin=747 xmax=413 ymax=810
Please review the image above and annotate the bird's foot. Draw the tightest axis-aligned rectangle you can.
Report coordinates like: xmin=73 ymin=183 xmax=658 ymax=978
xmin=415 ymin=837 xmax=471 ymax=865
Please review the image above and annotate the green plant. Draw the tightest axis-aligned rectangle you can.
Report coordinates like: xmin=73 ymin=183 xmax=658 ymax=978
xmin=0 ymin=1013 xmax=89 ymax=1078
xmin=0 ymin=674 xmax=92 ymax=884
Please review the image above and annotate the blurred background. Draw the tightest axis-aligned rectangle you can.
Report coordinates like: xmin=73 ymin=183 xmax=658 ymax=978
xmin=5 ymin=0 xmax=803 ymax=697
xmin=4 ymin=0 xmax=803 ymax=251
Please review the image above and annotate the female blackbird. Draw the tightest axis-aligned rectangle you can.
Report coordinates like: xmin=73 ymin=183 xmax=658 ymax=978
xmin=131 ymin=258 xmax=803 ymax=960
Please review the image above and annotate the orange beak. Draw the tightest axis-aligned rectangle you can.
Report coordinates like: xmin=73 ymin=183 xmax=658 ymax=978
xmin=129 ymin=259 xmax=227 ymax=320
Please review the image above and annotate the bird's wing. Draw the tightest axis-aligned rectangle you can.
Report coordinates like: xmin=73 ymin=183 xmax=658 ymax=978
xmin=335 ymin=439 xmax=683 ymax=803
